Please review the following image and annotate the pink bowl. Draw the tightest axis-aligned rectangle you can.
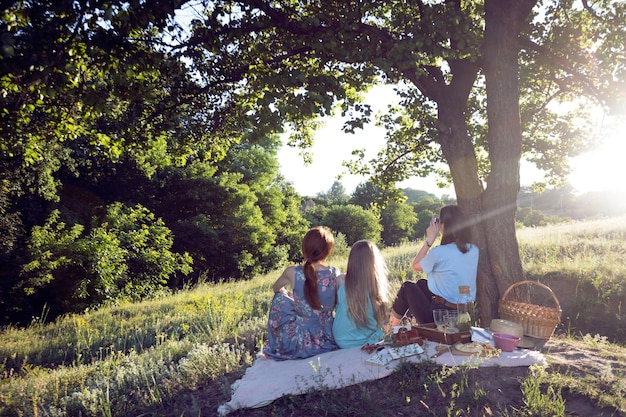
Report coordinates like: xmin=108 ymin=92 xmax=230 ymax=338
xmin=493 ymin=332 xmax=520 ymax=352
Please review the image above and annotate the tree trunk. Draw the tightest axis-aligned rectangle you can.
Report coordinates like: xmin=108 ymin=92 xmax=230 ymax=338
xmin=403 ymin=0 xmax=537 ymax=326
xmin=434 ymin=1 xmax=537 ymax=326
xmin=437 ymin=85 xmax=495 ymax=328
xmin=480 ymin=0 xmax=537 ymax=322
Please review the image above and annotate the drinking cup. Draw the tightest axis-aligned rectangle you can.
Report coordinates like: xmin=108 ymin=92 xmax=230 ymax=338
xmin=446 ymin=311 xmax=459 ymax=330
xmin=433 ymin=309 xmax=448 ymax=331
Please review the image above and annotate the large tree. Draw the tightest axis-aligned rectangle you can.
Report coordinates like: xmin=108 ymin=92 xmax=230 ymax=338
xmin=2 ymin=1 xmax=624 ymax=323
xmin=172 ymin=0 xmax=624 ymax=322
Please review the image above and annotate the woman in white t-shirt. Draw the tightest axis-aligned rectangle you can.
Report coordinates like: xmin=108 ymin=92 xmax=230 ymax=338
xmin=388 ymin=205 xmax=479 ymax=327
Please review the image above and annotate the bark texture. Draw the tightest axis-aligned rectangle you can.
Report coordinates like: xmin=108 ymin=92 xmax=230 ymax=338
xmin=480 ymin=0 xmax=537 ymax=321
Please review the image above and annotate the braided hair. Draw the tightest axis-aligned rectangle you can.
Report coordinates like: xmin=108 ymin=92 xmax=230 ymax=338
xmin=302 ymin=226 xmax=334 ymax=310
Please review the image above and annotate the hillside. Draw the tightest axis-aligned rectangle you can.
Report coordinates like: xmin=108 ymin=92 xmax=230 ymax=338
xmin=1 ymin=216 xmax=625 ymax=416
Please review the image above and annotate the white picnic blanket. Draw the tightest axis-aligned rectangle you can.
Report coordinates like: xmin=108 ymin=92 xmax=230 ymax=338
xmin=217 ymin=341 xmax=546 ymax=415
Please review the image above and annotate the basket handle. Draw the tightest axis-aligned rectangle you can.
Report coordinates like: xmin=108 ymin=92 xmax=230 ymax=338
xmin=500 ymin=280 xmax=561 ymax=311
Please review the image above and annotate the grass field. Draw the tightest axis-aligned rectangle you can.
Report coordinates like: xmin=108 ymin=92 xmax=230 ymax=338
xmin=1 ymin=215 xmax=625 ymax=416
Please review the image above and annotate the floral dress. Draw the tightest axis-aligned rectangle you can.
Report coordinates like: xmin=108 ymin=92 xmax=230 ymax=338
xmin=262 ymin=265 xmax=339 ymax=360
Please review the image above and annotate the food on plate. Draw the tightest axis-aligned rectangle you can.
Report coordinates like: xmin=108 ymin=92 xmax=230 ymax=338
xmin=454 ymin=342 xmax=484 ymax=354
xmin=453 ymin=341 xmax=499 ymax=355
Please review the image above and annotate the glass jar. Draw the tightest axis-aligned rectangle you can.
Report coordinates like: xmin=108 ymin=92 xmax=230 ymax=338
xmin=456 ymin=285 xmax=475 ymax=331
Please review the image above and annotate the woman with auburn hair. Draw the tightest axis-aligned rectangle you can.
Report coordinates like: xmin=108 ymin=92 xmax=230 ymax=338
xmin=388 ymin=205 xmax=479 ymax=328
xmin=332 ymin=240 xmax=389 ymax=348
xmin=263 ymin=226 xmax=339 ymax=360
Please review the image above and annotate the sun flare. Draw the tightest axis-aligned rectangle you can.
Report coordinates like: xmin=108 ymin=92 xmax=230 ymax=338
xmin=569 ymin=124 xmax=626 ymax=206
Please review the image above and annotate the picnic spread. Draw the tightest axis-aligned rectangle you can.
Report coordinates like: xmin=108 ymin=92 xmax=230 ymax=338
xmin=218 ymin=280 xmax=561 ymax=416
xmin=217 ymin=324 xmax=548 ymax=416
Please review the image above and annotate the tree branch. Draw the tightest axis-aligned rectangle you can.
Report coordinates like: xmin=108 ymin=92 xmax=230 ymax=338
xmin=518 ymin=36 xmax=604 ymax=104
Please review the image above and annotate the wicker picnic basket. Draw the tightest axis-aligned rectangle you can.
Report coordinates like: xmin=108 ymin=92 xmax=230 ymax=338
xmin=498 ymin=280 xmax=562 ymax=339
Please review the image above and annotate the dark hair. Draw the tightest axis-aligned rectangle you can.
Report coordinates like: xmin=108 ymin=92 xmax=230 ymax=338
xmin=302 ymin=226 xmax=334 ymax=310
xmin=439 ymin=205 xmax=473 ymax=253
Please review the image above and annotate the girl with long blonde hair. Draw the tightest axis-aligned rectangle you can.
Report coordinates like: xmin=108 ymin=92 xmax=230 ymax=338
xmin=332 ymin=240 xmax=389 ymax=348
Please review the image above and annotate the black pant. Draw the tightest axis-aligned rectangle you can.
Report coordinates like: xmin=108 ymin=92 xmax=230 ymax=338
xmin=391 ymin=279 xmax=453 ymax=324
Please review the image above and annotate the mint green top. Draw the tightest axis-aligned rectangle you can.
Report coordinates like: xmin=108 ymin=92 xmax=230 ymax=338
xmin=332 ymin=283 xmax=384 ymax=348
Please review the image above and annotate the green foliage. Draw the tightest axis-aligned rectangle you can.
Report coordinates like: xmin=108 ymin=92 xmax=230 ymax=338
xmin=0 ymin=179 xmax=22 ymax=255
xmin=151 ymin=153 xmax=308 ymax=281
xmin=166 ymin=170 xmax=275 ymax=280
xmin=0 ymin=0 xmax=256 ymax=321
xmin=351 ymin=182 xmax=382 ymax=208
xmin=21 ymin=203 xmax=192 ymax=315
xmin=513 ymin=366 xmax=566 ymax=416
xmin=351 ymin=181 xmax=406 ymax=209
xmin=322 ymin=204 xmax=382 ymax=245
xmin=0 ymin=0 xmax=212 ymax=201
xmin=329 ymin=231 xmax=350 ymax=261
xmin=99 ymin=203 xmax=193 ymax=299
xmin=515 ymin=207 xmax=565 ymax=227
xmin=2 ymin=120 xmax=310 ymax=319
xmin=380 ymin=200 xmax=418 ymax=246
xmin=317 ymin=181 xmax=350 ymax=205
xmin=404 ymin=189 xmax=448 ymax=205
xmin=220 ymin=138 xmax=311 ymax=266
xmin=21 ymin=209 xmax=82 ymax=283
xmin=314 ymin=183 xmax=423 ymax=247
xmin=302 ymin=204 xmax=329 ymax=227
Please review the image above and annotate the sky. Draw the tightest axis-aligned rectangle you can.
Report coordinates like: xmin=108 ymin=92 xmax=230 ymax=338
xmin=278 ymin=86 xmax=625 ymax=202
xmin=277 ymin=85 xmax=455 ymax=197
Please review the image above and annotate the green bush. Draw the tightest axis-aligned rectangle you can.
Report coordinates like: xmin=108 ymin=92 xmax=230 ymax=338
xmin=323 ymin=204 xmax=382 ymax=245
xmin=21 ymin=203 xmax=192 ymax=316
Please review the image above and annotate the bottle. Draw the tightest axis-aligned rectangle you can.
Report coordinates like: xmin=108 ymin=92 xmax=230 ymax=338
xmin=456 ymin=285 xmax=475 ymax=332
